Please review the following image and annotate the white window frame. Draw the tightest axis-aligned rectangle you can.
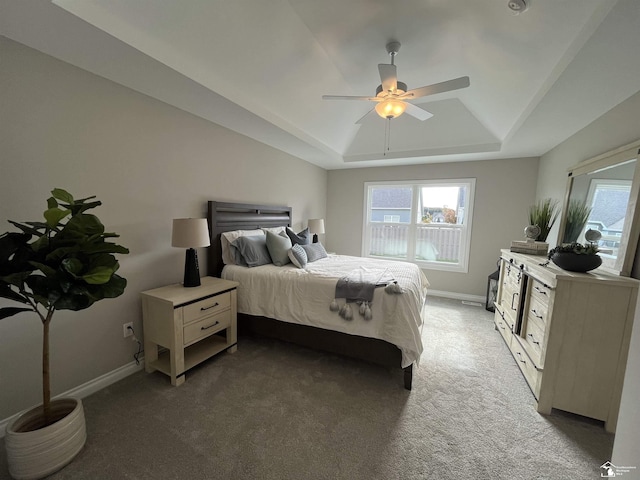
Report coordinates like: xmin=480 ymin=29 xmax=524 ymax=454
xmin=362 ymin=179 xmax=476 ymax=273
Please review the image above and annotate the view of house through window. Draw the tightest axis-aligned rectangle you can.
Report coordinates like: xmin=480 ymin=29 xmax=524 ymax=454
xmin=363 ymin=179 xmax=475 ymax=272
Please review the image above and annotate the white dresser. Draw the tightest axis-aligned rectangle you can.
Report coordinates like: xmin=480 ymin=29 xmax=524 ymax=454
xmin=494 ymin=249 xmax=638 ymax=432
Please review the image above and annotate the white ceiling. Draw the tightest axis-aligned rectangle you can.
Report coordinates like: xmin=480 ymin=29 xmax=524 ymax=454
xmin=1 ymin=0 xmax=640 ymax=169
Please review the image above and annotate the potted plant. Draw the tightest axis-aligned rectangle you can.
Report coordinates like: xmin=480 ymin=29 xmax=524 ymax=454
xmin=528 ymin=198 xmax=559 ymax=242
xmin=547 ymin=242 xmax=601 ymax=273
xmin=562 ymin=200 xmax=592 ymax=244
xmin=0 ymin=188 xmax=128 ymax=479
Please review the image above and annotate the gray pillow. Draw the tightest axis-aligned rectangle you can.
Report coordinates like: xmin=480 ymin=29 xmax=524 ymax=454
xmin=286 ymin=227 xmax=311 ymax=246
xmin=265 ymin=230 xmax=292 ymax=266
xmin=288 ymin=244 xmax=308 ymax=268
xmin=231 ymin=235 xmax=272 ymax=267
xmin=302 ymin=242 xmax=328 ymax=263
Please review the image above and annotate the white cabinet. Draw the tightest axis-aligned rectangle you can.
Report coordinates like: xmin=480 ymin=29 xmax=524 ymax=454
xmin=141 ymin=277 xmax=239 ymax=386
xmin=494 ymin=249 xmax=638 ymax=432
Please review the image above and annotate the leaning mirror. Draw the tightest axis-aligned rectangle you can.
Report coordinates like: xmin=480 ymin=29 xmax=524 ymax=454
xmin=558 ymin=141 xmax=640 ymax=276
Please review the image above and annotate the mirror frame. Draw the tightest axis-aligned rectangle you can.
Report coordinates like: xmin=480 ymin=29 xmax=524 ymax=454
xmin=557 ymin=139 xmax=640 ymax=277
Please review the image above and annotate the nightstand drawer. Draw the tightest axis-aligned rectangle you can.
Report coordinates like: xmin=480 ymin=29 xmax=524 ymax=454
xmin=184 ymin=310 xmax=231 ymax=345
xmin=183 ymin=292 xmax=231 ymax=324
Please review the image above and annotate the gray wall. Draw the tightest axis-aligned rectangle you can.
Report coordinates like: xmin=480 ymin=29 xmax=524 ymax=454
xmin=326 ymin=158 xmax=539 ymax=297
xmin=0 ymin=36 xmax=327 ymax=420
xmin=536 ymin=90 xmax=640 ymax=471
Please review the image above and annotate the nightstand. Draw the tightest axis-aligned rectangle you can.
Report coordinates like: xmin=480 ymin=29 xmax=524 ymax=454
xmin=141 ymin=276 xmax=239 ymax=386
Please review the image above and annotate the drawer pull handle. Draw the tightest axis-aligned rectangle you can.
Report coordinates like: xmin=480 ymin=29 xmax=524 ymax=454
xmin=511 ymin=292 xmax=519 ymax=310
xmin=201 ymin=321 xmax=220 ymax=330
xmin=516 ymin=351 xmax=527 ymax=364
xmin=527 ymin=333 xmax=540 ymax=345
xmin=201 ymin=303 xmax=219 ymax=311
xmin=531 ymin=309 xmax=543 ymax=319
xmin=498 ymin=322 xmax=505 ymax=330
xmin=534 ymin=286 xmax=547 ymax=295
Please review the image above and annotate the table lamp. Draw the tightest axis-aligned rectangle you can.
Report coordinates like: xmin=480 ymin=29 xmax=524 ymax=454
xmin=172 ymin=218 xmax=210 ymax=287
xmin=308 ymin=218 xmax=325 ymax=243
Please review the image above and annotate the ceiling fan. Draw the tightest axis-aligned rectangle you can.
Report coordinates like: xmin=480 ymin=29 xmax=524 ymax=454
xmin=322 ymin=41 xmax=470 ymax=122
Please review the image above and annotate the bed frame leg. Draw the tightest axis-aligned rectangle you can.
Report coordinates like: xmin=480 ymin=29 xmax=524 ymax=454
xmin=403 ymin=364 xmax=413 ymax=390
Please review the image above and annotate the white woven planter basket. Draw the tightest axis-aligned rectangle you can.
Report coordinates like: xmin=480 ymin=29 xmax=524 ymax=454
xmin=5 ymin=398 xmax=86 ymax=480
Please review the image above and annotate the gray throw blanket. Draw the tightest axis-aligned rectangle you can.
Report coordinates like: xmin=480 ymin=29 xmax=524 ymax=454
xmin=330 ymin=267 xmax=399 ymax=320
xmin=335 ymin=267 xmax=394 ymax=303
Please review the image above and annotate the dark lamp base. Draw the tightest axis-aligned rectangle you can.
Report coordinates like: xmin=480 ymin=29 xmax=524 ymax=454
xmin=183 ymin=248 xmax=201 ymax=287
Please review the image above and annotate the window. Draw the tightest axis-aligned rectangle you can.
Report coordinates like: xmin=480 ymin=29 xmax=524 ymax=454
xmin=363 ymin=179 xmax=476 ymax=272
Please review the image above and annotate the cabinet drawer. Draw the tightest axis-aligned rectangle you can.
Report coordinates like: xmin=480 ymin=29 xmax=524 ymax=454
xmin=511 ymin=338 xmax=542 ymax=399
xmin=183 ymin=310 xmax=231 ymax=345
xmin=529 ymin=279 xmax=552 ymax=306
xmin=494 ymin=308 xmax=513 ymax=347
xmin=523 ymin=318 xmax=545 ymax=366
xmin=527 ymin=296 xmax=549 ymax=326
xmin=503 ymin=263 xmax=523 ymax=289
xmin=183 ymin=292 xmax=231 ymax=324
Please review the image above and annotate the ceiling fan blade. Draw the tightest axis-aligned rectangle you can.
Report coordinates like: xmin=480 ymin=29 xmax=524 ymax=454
xmin=402 ymin=76 xmax=470 ymax=99
xmin=378 ymin=64 xmax=397 ymax=93
xmin=404 ymin=103 xmax=433 ymax=121
xmin=322 ymin=95 xmax=379 ymax=101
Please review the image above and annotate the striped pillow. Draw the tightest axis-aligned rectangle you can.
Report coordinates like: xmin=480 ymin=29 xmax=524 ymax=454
xmin=302 ymin=242 xmax=327 ymax=263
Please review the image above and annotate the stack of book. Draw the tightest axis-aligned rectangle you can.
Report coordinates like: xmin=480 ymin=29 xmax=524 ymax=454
xmin=510 ymin=240 xmax=549 ymax=256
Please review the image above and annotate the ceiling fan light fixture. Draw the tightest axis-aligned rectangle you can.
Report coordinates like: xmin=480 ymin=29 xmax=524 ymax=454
xmin=375 ymin=99 xmax=406 ymax=119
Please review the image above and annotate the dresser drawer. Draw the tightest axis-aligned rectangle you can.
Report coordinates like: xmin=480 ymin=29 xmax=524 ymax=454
xmin=183 ymin=292 xmax=231 ymax=324
xmin=183 ymin=310 xmax=231 ymax=345
xmin=527 ymin=296 xmax=549 ymax=326
xmin=529 ymin=279 xmax=552 ymax=306
xmin=494 ymin=307 xmax=513 ymax=347
xmin=523 ymin=317 xmax=545 ymax=366
xmin=511 ymin=337 xmax=542 ymax=399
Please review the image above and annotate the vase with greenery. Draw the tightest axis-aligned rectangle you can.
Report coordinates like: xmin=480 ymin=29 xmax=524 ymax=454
xmin=528 ymin=198 xmax=559 ymax=242
xmin=0 ymin=188 xmax=128 ymax=479
xmin=562 ymin=200 xmax=592 ymax=244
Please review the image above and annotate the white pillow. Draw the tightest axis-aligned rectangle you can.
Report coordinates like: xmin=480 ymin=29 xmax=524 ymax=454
xmin=221 ymin=229 xmax=264 ymax=265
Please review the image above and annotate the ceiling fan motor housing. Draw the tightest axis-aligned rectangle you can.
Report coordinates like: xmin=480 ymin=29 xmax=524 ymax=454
xmin=376 ymin=81 xmax=407 ymax=97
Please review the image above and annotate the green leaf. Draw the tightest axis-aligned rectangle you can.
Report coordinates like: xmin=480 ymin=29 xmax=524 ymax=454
xmin=0 ymin=284 xmax=30 ymax=304
xmin=61 ymin=258 xmax=84 ymax=277
xmin=44 ymin=207 xmax=70 ymax=228
xmin=51 ymin=188 xmax=74 ymax=204
xmin=0 ymin=307 xmax=34 ymax=320
xmin=82 ymin=266 xmax=115 ymax=285
xmin=0 ymin=232 xmax=31 ymax=261
xmin=82 ymin=243 xmax=129 ymax=255
xmin=28 ymin=261 xmax=57 ymax=277
xmin=47 ymin=197 xmax=58 ymax=209
xmin=61 ymin=214 xmax=105 ymax=238
xmin=7 ymin=221 xmax=42 ymax=236
xmin=31 ymin=234 xmax=50 ymax=252
xmin=0 ymin=271 xmax=32 ymax=286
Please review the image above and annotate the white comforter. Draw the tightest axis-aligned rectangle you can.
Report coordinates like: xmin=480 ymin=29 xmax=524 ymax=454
xmin=221 ymin=254 xmax=429 ymax=367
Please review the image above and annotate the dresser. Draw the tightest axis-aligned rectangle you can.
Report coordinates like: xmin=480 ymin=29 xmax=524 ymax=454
xmin=494 ymin=249 xmax=638 ymax=432
xmin=141 ymin=276 xmax=239 ymax=386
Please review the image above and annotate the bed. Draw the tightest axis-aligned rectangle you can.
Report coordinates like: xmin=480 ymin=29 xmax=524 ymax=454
xmin=207 ymin=201 xmax=429 ymax=389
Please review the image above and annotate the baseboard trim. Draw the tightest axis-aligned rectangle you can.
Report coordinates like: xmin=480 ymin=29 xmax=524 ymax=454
xmin=0 ymin=357 xmax=144 ymax=439
xmin=427 ymin=289 xmax=486 ymax=305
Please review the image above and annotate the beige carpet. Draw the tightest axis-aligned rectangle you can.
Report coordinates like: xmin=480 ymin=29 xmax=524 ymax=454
xmin=0 ymin=296 xmax=613 ymax=479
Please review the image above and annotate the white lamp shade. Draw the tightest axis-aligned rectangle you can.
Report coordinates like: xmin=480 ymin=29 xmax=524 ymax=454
xmin=308 ymin=218 xmax=325 ymax=234
xmin=171 ymin=218 xmax=211 ymax=248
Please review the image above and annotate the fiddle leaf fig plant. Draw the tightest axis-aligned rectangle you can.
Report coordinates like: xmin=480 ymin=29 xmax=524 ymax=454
xmin=0 ymin=188 xmax=129 ymax=426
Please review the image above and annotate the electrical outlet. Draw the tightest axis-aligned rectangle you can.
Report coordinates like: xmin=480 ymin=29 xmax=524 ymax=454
xmin=123 ymin=322 xmax=134 ymax=338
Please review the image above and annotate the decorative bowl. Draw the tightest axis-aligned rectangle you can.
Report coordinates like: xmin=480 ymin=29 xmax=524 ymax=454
xmin=551 ymin=252 xmax=602 ymax=273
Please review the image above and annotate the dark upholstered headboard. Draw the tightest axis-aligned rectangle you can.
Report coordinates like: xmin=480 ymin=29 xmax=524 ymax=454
xmin=207 ymin=201 xmax=292 ymax=277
